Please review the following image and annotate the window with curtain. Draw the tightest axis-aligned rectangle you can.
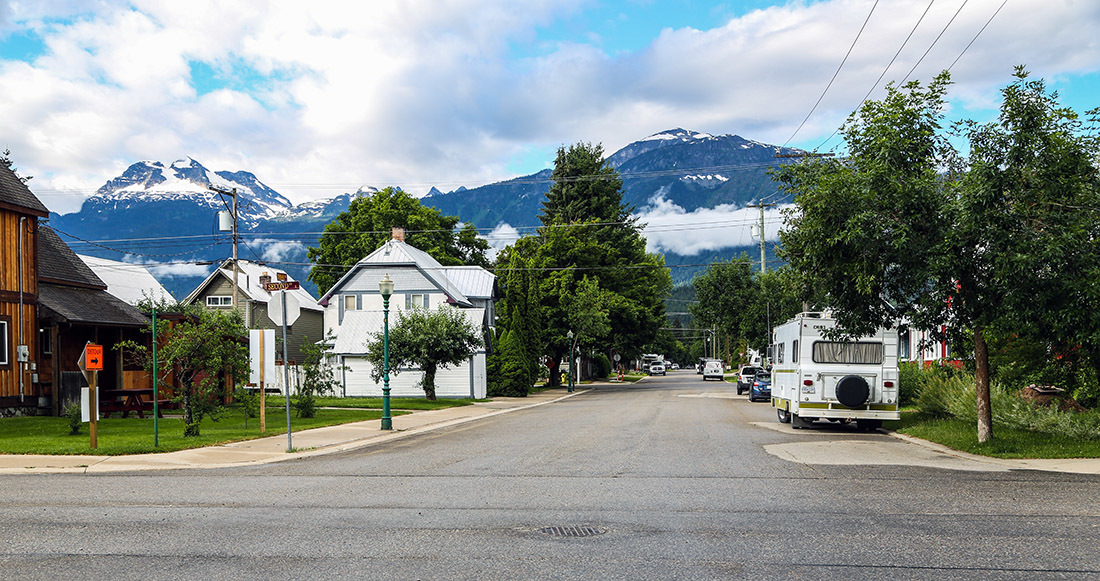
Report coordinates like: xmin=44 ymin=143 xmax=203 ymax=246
xmin=812 ymin=341 xmax=883 ymax=364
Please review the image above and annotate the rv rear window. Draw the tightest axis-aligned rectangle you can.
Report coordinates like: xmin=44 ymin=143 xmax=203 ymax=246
xmin=812 ymin=341 xmax=883 ymax=364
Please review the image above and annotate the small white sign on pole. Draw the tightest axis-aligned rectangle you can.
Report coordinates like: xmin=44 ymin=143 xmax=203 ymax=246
xmin=250 ymin=329 xmax=276 ymax=385
xmin=80 ymin=387 xmax=95 ymax=422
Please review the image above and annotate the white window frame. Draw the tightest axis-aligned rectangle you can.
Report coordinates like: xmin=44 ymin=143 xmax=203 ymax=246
xmin=406 ymin=293 xmax=428 ymax=309
xmin=344 ymin=295 xmax=357 ymax=311
xmin=206 ymin=295 xmax=233 ymax=307
xmin=0 ymin=320 xmax=9 ymax=366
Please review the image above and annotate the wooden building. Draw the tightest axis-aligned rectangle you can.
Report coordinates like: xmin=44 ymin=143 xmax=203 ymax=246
xmin=0 ymin=166 xmax=47 ymax=415
xmin=36 ymin=227 xmax=150 ymax=415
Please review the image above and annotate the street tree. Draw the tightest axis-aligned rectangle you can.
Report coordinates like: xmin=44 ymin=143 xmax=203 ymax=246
xmin=117 ymin=304 xmax=249 ymax=437
xmin=307 ymin=187 xmax=489 ymax=294
xmin=773 ymin=69 xmax=1100 ymax=443
xmin=497 ymin=143 xmax=670 ymax=385
xmin=365 ymin=305 xmax=483 ymax=400
xmin=690 ymin=257 xmax=759 ymax=358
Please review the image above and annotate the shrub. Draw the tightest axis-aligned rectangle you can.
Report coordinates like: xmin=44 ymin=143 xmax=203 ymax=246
xmin=64 ymin=402 xmax=82 ymax=435
xmin=898 ymin=362 xmax=923 ymax=406
xmin=592 ymin=353 xmax=611 ymax=379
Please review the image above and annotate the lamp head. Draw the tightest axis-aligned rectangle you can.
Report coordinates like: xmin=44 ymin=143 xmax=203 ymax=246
xmin=379 ymin=274 xmax=394 ymax=298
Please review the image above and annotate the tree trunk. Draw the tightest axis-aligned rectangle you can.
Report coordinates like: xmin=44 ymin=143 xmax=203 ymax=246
xmin=422 ymin=364 xmax=438 ymax=401
xmin=974 ymin=326 xmax=993 ymax=443
xmin=547 ymin=358 xmax=561 ymax=387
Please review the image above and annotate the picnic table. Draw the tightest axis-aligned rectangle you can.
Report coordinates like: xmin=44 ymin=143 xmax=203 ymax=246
xmin=99 ymin=388 xmax=173 ymax=419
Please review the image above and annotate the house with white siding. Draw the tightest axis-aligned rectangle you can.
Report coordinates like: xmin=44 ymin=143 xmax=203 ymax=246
xmin=318 ymin=229 xmax=495 ymax=398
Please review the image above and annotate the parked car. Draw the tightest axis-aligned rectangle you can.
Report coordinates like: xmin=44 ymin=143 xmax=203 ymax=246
xmin=670 ymin=363 xmax=680 ymax=370
xmin=702 ymin=360 xmax=724 ymax=381
xmin=649 ymin=362 xmax=666 ymax=376
xmin=749 ymin=370 xmax=772 ymax=402
xmin=736 ymin=366 xmax=760 ymax=395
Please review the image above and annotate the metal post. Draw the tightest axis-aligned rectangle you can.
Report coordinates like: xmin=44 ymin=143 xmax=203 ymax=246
xmin=152 ymin=309 xmax=158 ymax=447
xmin=379 ymin=274 xmax=394 ymax=430
xmin=282 ymin=290 xmax=292 ymax=451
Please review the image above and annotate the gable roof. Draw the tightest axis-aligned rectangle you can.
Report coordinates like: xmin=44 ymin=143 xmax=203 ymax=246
xmin=78 ymin=254 xmax=174 ymax=305
xmin=38 ymin=226 xmax=107 ymax=289
xmin=182 ymin=259 xmax=322 ymax=311
xmin=0 ymin=165 xmax=48 ymax=217
xmin=320 ymin=239 xmax=494 ymax=307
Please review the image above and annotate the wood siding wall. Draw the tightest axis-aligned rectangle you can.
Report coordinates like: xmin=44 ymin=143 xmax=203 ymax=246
xmin=0 ymin=212 xmax=37 ymax=398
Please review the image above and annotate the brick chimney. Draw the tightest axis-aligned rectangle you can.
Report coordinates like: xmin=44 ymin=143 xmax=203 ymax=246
xmin=392 ymin=226 xmax=406 ymax=241
xmin=259 ymin=272 xmax=271 ymax=286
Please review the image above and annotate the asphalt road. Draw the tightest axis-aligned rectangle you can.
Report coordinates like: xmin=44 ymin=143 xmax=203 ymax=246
xmin=1 ymin=372 xmax=1098 ymax=580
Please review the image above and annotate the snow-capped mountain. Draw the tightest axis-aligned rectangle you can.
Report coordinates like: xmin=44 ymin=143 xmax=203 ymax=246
xmin=424 ymin=129 xmax=803 ymax=229
xmin=91 ymin=157 xmax=293 ymax=223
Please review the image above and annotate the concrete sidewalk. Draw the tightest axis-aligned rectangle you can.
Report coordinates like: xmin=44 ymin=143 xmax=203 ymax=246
xmin=0 ymin=388 xmax=586 ymax=474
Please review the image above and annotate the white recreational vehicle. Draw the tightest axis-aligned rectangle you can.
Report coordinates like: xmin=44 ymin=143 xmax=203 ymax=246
xmin=770 ymin=312 xmax=900 ymax=430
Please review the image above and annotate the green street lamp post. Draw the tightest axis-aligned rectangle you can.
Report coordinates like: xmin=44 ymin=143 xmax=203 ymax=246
xmin=566 ymin=330 xmax=575 ymax=393
xmin=379 ymin=274 xmax=394 ymax=430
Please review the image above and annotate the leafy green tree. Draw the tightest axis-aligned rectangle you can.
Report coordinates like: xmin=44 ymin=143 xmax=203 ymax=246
xmin=365 ymin=305 xmax=483 ymax=400
xmin=501 ymin=142 xmax=670 ymax=384
xmin=774 ymin=69 xmax=1100 ymax=442
xmin=294 ymin=333 xmax=342 ymax=418
xmin=117 ymin=305 xmax=249 ymax=437
xmin=690 ymin=257 xmax=758 ymax=356
xmin=742 ymin=266 xmax=806 ymax=350
xmin=307 ymin=187 xmax=489 ymax=294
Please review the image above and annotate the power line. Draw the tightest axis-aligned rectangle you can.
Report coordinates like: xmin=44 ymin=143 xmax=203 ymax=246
xmin=782 ymin=0 xmax=880 ymax=147
xmin=947 ymin=0 xmax=1008 ymax=72
xmin=815 ymin=0 xmax=938 ymax=152
xmin=901 ymin=0 xmax=970 ymax=84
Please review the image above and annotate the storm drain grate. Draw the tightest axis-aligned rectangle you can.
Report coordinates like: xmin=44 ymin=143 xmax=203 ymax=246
xmin=538 ymin=526 xmax=608 ymax=538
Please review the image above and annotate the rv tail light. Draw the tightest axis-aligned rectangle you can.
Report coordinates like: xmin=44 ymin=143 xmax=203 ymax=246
xmin=803 ymin=380 xmax=813 ymax=386
xmin=884 ymin=381 xmax=894 ymax=388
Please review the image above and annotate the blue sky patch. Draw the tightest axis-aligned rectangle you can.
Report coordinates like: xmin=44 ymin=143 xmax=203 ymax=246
xmin=0 ymin=29 xmax=46 ymax=62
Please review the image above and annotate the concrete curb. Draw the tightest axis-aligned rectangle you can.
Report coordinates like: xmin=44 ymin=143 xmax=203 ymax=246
xmin=885 ymin=430 xmax=1100 ymax=475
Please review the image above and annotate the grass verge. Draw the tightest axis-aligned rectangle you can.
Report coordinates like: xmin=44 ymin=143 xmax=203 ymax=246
xmin=885 ymin=411 xmax=1100 ymax=459
xmin=0 ymin=407 xmax=407 ymax=456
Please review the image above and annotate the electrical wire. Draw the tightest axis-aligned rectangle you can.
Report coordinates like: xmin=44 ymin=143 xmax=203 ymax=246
xmin=900 ymin=0 xmax=970 ymax=84
xmin=782 ymin=0 xmax=880 ymax=147
xmin=947 ymin=0 xmax=1008 ymax=72
xmin=814 ymin=0 xmax=938 ymax=152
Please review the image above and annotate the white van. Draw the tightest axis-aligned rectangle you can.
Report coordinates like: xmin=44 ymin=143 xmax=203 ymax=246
xmin=770 ymin=312 xmax=900 ymax=430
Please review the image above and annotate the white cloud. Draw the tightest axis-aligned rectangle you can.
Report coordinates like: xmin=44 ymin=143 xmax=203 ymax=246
xmin=637 ymin=192 xmax=787 ymax=256
xmin=483 ymin=223 xmax=520 ymax=260
xmin=249 ymin=238 xmax=306 ymax=263
xmin=1 ymin=0 xmax=1098 ymax=216
xmin=125 ymin=257 xmax=212 ymax=279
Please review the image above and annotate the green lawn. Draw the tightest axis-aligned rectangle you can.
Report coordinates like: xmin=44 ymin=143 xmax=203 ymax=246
xmin=0 ymin=407 xmax=405 ymax=456
xmin=885 ymin=412 xmax=1100 ymax=459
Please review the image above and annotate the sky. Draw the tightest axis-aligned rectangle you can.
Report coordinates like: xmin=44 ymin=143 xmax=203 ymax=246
xmin=1 ymin=0 xmax=1099 ymax=256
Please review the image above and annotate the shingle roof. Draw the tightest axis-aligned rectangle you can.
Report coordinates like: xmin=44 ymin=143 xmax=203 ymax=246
xmin=37 ymin=226 xmax=106 ymax=289
xmin=0 ymin=165 xmax=48 ymax=217
xmin=38 ymin=283 xmax=150 ymax=327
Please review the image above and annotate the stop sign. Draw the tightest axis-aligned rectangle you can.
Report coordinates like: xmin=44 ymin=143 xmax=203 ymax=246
xmin=268 ymin=290 xmax=300 ymax=326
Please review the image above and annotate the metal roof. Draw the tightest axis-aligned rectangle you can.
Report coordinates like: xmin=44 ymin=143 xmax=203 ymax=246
xmin=320 ymin=239 xmax=494 ymax=308
xmin=183 ymin=259 xmax=322 ymax=311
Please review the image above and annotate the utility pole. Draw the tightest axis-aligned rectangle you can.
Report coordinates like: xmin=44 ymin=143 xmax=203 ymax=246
xmin=746 ymin=202 xmax=775 ymax=274
xmin=210 ymin=186 xmax=240 ymax=311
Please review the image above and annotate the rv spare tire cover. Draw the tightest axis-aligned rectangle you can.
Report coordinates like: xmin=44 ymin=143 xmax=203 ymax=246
xmin=835 ymin=375 xmax=870 ymax=408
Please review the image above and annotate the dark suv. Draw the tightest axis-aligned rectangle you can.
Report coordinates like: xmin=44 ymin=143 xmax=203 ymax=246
xmin=749 ymin=370 xmax=772 ymax=402
xmin=736 ymin=366 xmax=760 ymax=395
